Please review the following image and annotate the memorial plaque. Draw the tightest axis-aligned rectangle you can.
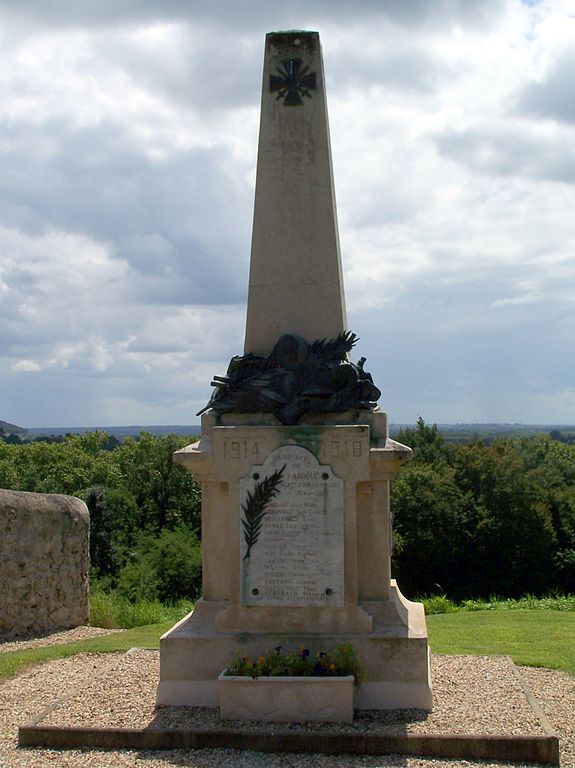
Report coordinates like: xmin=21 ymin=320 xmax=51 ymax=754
xmin=240 ymin=445 xmax=344 ymax=606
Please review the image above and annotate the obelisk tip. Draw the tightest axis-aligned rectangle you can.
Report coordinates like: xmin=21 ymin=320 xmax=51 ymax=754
xmin=244 ymin=30 xmax=346 ymax=356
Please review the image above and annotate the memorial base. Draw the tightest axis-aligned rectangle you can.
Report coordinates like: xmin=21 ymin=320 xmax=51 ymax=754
xmin=157 ymin=582 xmax=433 ymax=711
xmin=218 ymin=673 xmax=354 ymax=722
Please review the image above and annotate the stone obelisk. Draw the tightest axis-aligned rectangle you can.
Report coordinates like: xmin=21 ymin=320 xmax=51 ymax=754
xmin=158 ymin=30 xmax=432 ymax=716
xmin=244 ymin=31 xmax=346 ymax=354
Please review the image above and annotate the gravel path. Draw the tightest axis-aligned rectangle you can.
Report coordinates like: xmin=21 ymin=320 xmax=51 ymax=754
xmin=0 ymin=630 xmax=573 ymax=767
xmin=38 ymin=651 xmax=545 ymax=736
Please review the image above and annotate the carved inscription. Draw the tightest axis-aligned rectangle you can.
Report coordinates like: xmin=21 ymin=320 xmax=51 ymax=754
xmin=223 ymin=440 xmax=261 ymax=461
xmin=240 ymin=445 xmax=344 ymax=607
xmin=319 ymin=440 xmax=363 ymax=460
xmin=223 ymin=437 xmax=362 ymax=461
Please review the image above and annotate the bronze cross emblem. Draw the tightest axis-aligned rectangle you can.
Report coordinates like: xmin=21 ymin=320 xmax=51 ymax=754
xmin=270 ymin=59 xmax=317 ymax=106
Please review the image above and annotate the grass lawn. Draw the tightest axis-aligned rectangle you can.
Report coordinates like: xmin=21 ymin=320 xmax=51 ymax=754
xmin=1 ymin=609 xmax=574 ymax=682
xmin=0 ymin=621 xmax=173 ymax=681
xmin=427 ymin=609 xmax=575 ymax=677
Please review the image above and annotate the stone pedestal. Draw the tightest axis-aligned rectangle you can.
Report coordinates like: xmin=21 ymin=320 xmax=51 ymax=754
xmin=157 ymin=410 xmax=432 ymax=710
xmin=157 ymin=29 xmax=432 ymax=714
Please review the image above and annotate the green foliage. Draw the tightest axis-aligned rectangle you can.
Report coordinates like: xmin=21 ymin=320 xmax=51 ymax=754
xmin=396 ymin=416 xmax=452 ymax=465
xmin=117 ymin=524 xmax=202 ymax=603
xmin=3 ymin=420 xmax=575 ymax=604
xmin=89 ymin=588 xmax=193 ymax=629
xmin=421 ymin=593 xmax=575 ymax=614
xmin=226 ymin=643 xmax=366 ymax=685
xmin=392 ymin=422 xmax=575 ymax=599
xmin=452 ymin=439 xmax=555 ymax=596
xmin=420 ymin=595 xmax=460 ymax=615
xmin=86 ymin=486 xmax=139 ymax=578
xmin=0 ymin=430 xmax=200 ymax=523
xmin=391 ymin=463 xmax=482 ymax=599
xmin=0 ymin=431 xmax=116 ymax=496
xmin=115 ymin=433 xmax=201 ymax=532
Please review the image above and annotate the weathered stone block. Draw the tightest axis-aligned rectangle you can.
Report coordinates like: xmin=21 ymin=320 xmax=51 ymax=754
xmin=0 ymin=489 xmax=89 ymax=634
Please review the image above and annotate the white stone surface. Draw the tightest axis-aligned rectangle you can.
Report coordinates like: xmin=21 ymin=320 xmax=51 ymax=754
xmin=164 ymin=416 xmax=430 ymax=709
xmin=157 ymin=579 xmax=433 ymax=710
xmin=240 ymin=445 xmax=344 ymax=607
xmin=244 ymin=31 xmax=347 ymax=355
xmin=218 ymin=673 xmax=354 ymax=722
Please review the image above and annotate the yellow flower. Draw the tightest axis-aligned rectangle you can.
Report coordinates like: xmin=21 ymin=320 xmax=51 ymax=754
xmin=257 ymin=655 xmax=266 ymax=665
xmin=329 ymin=663 xmax=336 ymax=670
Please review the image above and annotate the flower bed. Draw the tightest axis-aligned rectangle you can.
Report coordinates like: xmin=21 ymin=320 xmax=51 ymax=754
xmin=218 ymin=643 xmax=364 ymax=722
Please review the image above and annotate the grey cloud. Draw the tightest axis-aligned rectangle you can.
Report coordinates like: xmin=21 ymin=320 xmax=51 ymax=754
xmin=517 ymin=48 xmax=575 ymax=125
xmin=351 ymin=270 xmax=573 ymax=423
xmin=125 ymin=337 xmax=192 ymax=354
xmin=372 ymin=51 xmax=448 ymax=93
xmin=90 ymin=26 xmax=262 ymax=112
xmin=371 ymin=0 xmax=505 ymax=31
xmin=3 ymin=0 xmax=506 ymax=34
xmin=326 ymin=46 xmax=451 ymax=98
xmin=2 ymin=0 xmax=574 ymax=428
xmin=434 ymin=126 xmax=575 ymax=184
xmin=0 ymin=121 xmax=250 ymax=305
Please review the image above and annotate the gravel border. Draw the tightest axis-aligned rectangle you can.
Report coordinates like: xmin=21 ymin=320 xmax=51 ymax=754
xmin=0 ymin=649 xmax=573 ymax=767
xmin=34 ymin=652 xmax=546 ymax=736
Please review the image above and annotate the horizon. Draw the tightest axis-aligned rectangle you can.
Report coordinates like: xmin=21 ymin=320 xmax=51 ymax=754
xmin=16 ymin=420 xmax=575 ymax=432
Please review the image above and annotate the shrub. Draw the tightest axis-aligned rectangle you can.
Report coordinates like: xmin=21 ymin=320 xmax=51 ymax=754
xmin=117 ymin=524 xmax=202 ymax=603
xmin=421 ymin=595 xmax=458 ymax=615
xmin=89 ymin=588 xmax=194 ymax=628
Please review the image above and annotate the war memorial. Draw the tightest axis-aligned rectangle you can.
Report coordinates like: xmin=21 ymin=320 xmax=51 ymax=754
xmin=156 ymin=30 xmax=433 ymax=715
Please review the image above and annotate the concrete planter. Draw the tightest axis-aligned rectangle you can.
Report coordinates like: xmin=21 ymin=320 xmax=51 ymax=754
xmin=218 ymin=672 xmax=354 ymax=722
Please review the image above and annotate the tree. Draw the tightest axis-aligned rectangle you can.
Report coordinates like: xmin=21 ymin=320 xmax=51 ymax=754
xmin=453 ymin=440 xmax=555 ymax=597
xmin=391 ymin=463 xmax=480 ymax=599
xmin=396 ymin=417 xmax=451 ymax=465
xmin=86 ymin=485 xmax=139 ymax=579
xmin=115 ymin=433 xmax=201 ymax=532
xmin=117 ymin=524 xmax=202 ymax=602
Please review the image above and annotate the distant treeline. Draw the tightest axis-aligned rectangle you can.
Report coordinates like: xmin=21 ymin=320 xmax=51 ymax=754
xmin=390 ymin=423 xmax=575 ymax=445
xmin=4 ymin=421 xmax=574 ymax=445
xmin=393 ymin=419 xmax=575 ymax=599
xmin=1 ymin=424 xmax=573 ymax=602
xmin=1 ymin=424 xmax=201 ymax=442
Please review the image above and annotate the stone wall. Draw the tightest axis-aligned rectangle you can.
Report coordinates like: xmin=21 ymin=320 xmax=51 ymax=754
xmin=0 ymin=489 xmax=89 ymax=635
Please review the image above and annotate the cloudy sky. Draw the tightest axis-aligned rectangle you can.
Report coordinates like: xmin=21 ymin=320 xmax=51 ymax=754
xmin=1 ymin=0 xmax=574 ymax=428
